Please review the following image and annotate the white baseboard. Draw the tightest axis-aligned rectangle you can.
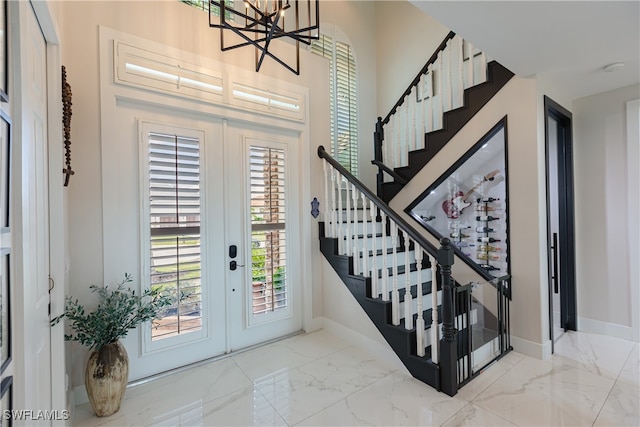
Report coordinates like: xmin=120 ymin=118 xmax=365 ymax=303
xmin=322 ymin=317 xmax=409 ymax=374
xmin=577 ymin=317 xmax=637 ymax=342
xmin=304 ymin=316 xmax=325 ymax=333
xmin=73 ymin=385 xmax=89 ymax=407
xmin=511 ymin=335 xmax=552 ymax=360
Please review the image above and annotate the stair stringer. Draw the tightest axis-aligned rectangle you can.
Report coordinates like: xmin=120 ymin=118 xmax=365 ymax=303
xmin=319 ymin=235 xmax=440 ymax=390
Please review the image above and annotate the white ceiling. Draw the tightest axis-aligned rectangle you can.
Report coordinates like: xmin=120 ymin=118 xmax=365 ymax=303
xmin=409 ymin=1 xmax=640 ymax=101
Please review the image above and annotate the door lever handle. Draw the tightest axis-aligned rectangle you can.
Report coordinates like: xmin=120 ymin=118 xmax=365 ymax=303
xmin=230 ymin=260 xmax=245 ymax=271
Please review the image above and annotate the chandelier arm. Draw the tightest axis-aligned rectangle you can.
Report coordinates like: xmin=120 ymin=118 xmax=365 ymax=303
xmin=256 ymin=10 xmax=282 ymax=71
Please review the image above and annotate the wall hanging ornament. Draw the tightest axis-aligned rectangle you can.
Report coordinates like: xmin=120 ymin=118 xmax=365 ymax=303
xmin=62 ymin=65 xmax=74 ymax=187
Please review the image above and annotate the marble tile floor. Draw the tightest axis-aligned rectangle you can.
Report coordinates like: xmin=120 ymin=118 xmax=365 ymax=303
xmin=73 ymin=330 xmax=639 ymax=427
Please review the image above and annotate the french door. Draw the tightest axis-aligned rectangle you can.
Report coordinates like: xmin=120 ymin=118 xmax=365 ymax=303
xmin=124 ymin=110 xmax=301 ymax=379
xmin=224 ymin=122 xmax=302 ymax=351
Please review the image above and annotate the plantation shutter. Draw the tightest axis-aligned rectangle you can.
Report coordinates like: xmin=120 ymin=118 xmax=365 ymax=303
xmin=311 ymin=34 xmax=358 ymax=176
xmin=249 ymin=146 xmax=288 ymax=315
xmin=148 ymin=132 xmax=202 ymax=340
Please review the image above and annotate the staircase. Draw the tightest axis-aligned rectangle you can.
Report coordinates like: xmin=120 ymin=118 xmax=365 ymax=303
xmin=374 ymin=33 xmax=514 ymax=203
xmin=317 ymin=31 xmax=513 ymax=396
xmin=318 ymin=147 xmax=511 ymax=396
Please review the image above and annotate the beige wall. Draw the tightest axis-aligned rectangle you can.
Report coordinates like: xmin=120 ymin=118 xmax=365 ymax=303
xmin=374 ymin=1 xmax=449 ymax=117
xmin=573 ymin=84 xmax=640 ymax=335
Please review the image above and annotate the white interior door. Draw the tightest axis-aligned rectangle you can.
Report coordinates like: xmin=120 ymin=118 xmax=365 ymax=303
xmin=225 ymin=122 xmax=302 ymax=351
xmin=25 ymin=3 xmax=52 ymax=412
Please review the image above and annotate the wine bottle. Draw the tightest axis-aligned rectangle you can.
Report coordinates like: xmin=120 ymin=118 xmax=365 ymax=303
xmin=450 ymin=231 xmax=470 ymax=239
xmin=477 ymin=237 xmax=501 ymax=243
xmin=475 ymin=226 xmax=496 ymax=233
xmin=478 ymin=244 xmax=501 ymax=252
xmin=479 ymin=264 xmax=500 ymax=271
xmin=477 ymin=197 xmax=499 ymax=203
xmin=454 ymin=241 xmax=474 ymax=248
xmin=476 ymin=205 xmax=498 ymax=212
xmin=449 ymin=223 xmax=471 ymax=230
xmin=476 ymin=252 xmax=500 ymax=261
xmin=476 ymin=215 xmax=499 ymax=221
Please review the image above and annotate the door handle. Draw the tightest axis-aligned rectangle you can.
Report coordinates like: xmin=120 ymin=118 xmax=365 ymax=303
xmin=551 ymin=232 xmax=559 ymax=294
xmin=230 ymin=260 xmax=245 ymax=271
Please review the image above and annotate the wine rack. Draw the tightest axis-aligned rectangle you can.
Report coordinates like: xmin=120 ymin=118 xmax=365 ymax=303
xmin=475 ymin=197 xmax=505 ymax=276
xmin=406 ymin=118 xmax=510 ymax=278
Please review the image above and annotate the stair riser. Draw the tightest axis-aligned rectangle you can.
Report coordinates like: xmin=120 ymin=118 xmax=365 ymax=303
xmin=375 ymin=267 xmax=433 ymax=284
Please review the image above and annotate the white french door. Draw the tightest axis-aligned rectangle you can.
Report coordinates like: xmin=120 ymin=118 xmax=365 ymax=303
xmin=224 ymin=122 xmax=302 ymax=351
xmin=117 ymin=107 xmax=302 ymax=379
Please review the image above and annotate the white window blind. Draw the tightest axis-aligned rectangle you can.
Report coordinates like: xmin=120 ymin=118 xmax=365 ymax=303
xmin=249 ymin=146 xmax=288 ymax=315
xmin=148 ymin=132 xmax=202 ymax=340
xmin=311 ymin=34 xmax=358 ymax=176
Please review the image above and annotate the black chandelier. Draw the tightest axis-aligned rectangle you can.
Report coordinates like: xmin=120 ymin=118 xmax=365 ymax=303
xmin=209 ymin=0 xmax=320 ymax=75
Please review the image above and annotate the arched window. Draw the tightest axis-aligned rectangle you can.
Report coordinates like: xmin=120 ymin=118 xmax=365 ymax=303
xmin=310 ymin=29 xmax=358 ymax=176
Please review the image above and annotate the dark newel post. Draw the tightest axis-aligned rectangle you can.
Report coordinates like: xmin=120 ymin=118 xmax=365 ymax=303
xmin=437 ymin=237 xmax=458 ymax=396
xmin=374 ymin=117 xmax=384 ymax=196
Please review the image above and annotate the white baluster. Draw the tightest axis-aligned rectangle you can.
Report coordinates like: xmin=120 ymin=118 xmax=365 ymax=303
xmin=437 ymin=51 xmax=444 ymax=130
xmin=403 ymin=233 xmax=413 ymax=330
xmin=466 ymin=40 xmax=474 ymax=87
xmin=415 ymin=249 xmax=425 ymax=357
xmin=413 ymin=87 xmax=418 ymax=151
xmin=384 ymin=119 xmax=391 ymax=177
xmin=351 ymin=184 xmax=359 ymax=275
xmin=360 ymin=191 xmax=369 ymax=276
xmin=404 ymin=98 xmax=410 ymax=165
xmin=323 ymin=160 xmax=330 ymax=232
xmin=391 ymin=115 xmax=397 ymax=169
xmin=391 ymin=222 xmax=400 ymax=325
xmin=345 ymin=177 xmax=352 ymax=259
xmin=380 ymin=212 xmax=389 ymax=301
xmin=446 ymin=39 xmax=453 ymax=112
xmin=431 ymin=255 xmax=439 ymax=364
xmin=479 ymin=51 xmax=488 ymax=84
xmin=409 ymin=88 xmax=416 ymax=153
xmin=419 ymin=74 xmax=426 ymax=149
xmin=456 ymin=36 xmax=464 ymax=109
xmin=369 ymin=199 xmax=378 ymax=298
xmin=336 ymin=170 xmax=344 ymax=255
xmin=329 ymin=165 xmax=336 ymax=238
xmin=427 ymin=66 xmax=433 ymax=133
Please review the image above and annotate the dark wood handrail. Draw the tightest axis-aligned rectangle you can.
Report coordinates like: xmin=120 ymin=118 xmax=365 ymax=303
xmin=371 ymin=160 xmax=408 ymax=184
xmin=318 ymin=145 xmax=438 ymax=256
xmin=382 ymin=31 xmax=456 ymax=126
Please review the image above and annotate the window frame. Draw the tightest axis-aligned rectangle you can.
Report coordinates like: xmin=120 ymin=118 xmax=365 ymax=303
xmin=310 ymin=27 xmax=358 ymax=176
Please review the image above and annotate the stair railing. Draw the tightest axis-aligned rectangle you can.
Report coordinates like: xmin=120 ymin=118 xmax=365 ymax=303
xmin=373 ymin=31 xmax=489 ymax=192
xmin=456 ymin=274 xmax=512 ymax=387
xmin=319 ymin=145 xmax=460 ymax=395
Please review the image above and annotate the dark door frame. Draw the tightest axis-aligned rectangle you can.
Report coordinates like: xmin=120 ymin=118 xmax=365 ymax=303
xmin=544 ymin=96 xmax=577 ymax=353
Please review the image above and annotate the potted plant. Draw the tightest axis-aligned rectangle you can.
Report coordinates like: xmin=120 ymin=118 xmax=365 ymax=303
xmin=51 ymin=273 xmax=173 ymax=417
